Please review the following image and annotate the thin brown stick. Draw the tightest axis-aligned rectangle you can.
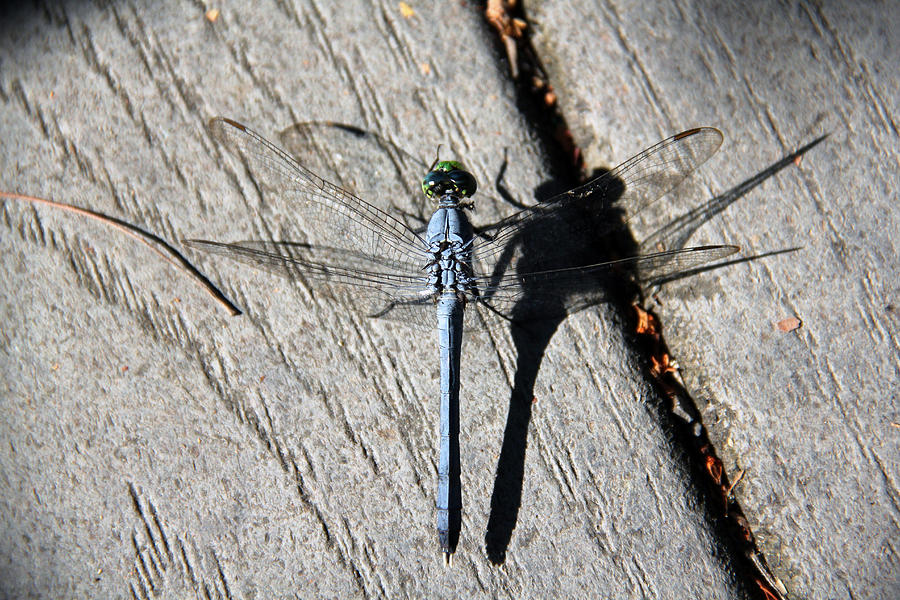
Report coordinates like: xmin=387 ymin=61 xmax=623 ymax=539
xmin=1 ymin=191 xmax=241 ymax=316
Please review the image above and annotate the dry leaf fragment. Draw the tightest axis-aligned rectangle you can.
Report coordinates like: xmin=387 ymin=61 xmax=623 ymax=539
xmin=634 ymin=304 xmax=659 ymax=335
xmin=704 ymin=453 xmax=723 ymax=485
xmin=649 ymin=353 xmax=675 ymax=377
xmin=776 ymin=317 xmax=802 ymax=332
xmin=485 ymin=0 xmax=527 ymax=78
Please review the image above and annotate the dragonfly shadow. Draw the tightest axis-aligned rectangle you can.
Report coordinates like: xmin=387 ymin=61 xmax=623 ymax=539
xmin=483 ymin=170 xmax=640 ymax=565
xmin=483 ymin=134 xmax=826 ymax=565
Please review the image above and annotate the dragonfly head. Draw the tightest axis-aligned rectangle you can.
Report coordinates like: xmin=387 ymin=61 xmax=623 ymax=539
xmin=422 ymin=160 xmax=477 ymax=204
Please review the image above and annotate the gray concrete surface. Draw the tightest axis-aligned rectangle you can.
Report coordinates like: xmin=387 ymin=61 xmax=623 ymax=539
xmin=0 ymin=1 xmax=895 ymax=599
xmin=528 ymin=1 xmax=899 ymax=598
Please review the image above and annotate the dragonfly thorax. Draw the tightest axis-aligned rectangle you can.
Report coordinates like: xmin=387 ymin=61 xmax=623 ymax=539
xmin=424 ymin=205 xmax=477 ymax=297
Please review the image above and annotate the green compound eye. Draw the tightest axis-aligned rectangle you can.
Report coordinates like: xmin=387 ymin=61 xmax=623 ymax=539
xmin=421 ymin=162 xmax=477 ymax=198
xmin=433 ymin=160 xmax=464 ymax=172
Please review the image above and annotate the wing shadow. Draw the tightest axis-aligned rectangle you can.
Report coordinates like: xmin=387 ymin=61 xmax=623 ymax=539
xmin=483 ymin=134 xmax=826 ymax=564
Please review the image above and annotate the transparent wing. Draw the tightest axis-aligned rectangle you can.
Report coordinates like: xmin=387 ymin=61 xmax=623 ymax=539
xmin=184 ymin=238 xmax=442 ymax=327
xmin=278 ymin=121 xmax=428 ymax=210
xmin=471 ymin=244 xmax=739 ymax=321
xmin=195 ymin=122 xmax=733 ymax=328
xmin=193 ymin=118 xmax=443 ymax=325
xmin=208 ymin=118 xmax=431 ymax=272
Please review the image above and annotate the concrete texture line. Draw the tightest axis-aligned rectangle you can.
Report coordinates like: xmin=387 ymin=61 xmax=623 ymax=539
xmin=7 ymin=80 xmax=35 ymax=125
xmin=360 ymin=71 xmax=398 ymax=139
xmin=130 ymin=537 xmax=155 ymax=597
xmin=332 ymin=516 xmax=369 ymax=596
xmin=806 ymin=3 xmax=898 ymax=138
xmin=376 ymin=4 xmax=416 ymax=73
xmin=565 ymin=442 xmax=585 ymax=491
xmin=50 ymin=110 xmax=100 ymax=185
xmin=129 ymin=494 xmax=165 ymax=590
xmin=306 ymin=0 xmax=374 ymax=126
xmin=128 ymin=581 xmax=146 ymax=600
xmin=631 ymin=555 xmax=657 ymax=599
xmin=869 ymin=448 xmax=900 ymax=516
xmin=145 ymin=496 xmax=175 ymax=567
xmin=76 ymin=23 xmax=138 ymax=124
xmin=173 ymin=535 xmax=198 ymax=591
xmin=599 ymin=375 xmax=633 ymax=446
xmin=113 ymin=5 xmax=154 ymax=80
xmin=603 ymin=0 xmax=671 ymax=131
xmin=211 ymin=550 xmax=235 ymax=600
xmin=11 ymin=204 xmax=46 ymax=248
xmin=552 ymin=452 xmax=576 ymax=503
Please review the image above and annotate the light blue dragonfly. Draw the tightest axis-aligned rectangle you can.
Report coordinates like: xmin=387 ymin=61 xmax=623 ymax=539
xmin=186 ymin=118 xmax=737 ymax=560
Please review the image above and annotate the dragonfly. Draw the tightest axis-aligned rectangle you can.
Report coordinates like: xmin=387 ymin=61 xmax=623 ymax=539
xmin=186 ymin=117 xmax=738 ymax=560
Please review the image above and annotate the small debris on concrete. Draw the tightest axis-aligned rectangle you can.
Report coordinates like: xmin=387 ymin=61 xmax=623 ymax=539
xmin=776 ymin=317 xmax=802 ymax=332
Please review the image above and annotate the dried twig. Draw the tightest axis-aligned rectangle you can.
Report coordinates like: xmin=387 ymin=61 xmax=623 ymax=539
xmin=1 ymin=191 xmax=241 ymax=316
